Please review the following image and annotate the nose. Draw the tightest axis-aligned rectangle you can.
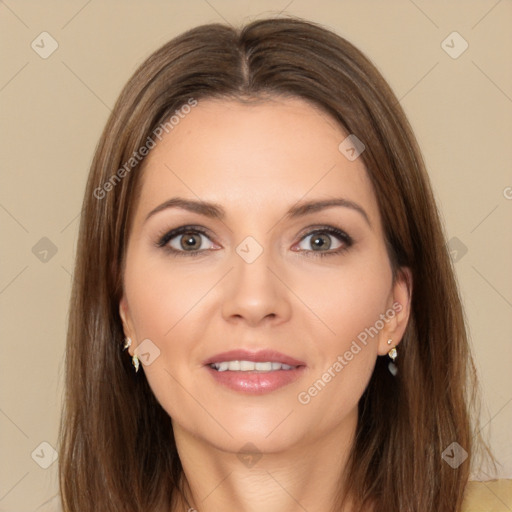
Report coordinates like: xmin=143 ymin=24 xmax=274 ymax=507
xmin=221 ymin=245 xmax=292 ymax=327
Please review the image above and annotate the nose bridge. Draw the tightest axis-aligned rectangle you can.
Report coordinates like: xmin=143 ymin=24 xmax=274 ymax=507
xmin=235 ymin=240 xmax=275 ymax=288
xmin=221 ymin=235 xmax=291 ymax=324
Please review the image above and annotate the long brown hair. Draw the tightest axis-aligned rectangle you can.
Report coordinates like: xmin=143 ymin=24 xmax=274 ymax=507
xmin=58 ymin=16 xmax=490 ymax=511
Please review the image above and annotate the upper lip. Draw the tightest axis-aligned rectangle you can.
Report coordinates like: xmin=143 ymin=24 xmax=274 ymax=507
xmin=203 ymin=349 xmax=306 ymax=367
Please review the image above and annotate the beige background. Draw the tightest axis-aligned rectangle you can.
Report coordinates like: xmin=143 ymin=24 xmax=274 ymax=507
xmin=1 ymin=1 xmax=511 ymax=510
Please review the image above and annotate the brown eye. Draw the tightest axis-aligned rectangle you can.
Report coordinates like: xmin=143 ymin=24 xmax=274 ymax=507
xmin=294 ymin=227 xmax=353 ymax=258
xmin=309 ymin=233 xmax=333 ymax=251
xmin=177 ymin=232 xmax=204 ymax=251
xmin=156 ymin=226 xmax=217 ymax=257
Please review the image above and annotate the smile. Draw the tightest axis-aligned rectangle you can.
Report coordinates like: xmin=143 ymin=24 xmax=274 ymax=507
xmin=209 ymin=360 xmax=296 ymax=372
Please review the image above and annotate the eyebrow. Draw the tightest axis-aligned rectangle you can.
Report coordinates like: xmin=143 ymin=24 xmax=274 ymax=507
xmin=144 ymin=196 xmax=371 ymax=228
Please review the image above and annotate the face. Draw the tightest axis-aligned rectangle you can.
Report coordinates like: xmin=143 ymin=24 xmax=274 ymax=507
xmin=119 ymin=96 xmax=411 ymax=454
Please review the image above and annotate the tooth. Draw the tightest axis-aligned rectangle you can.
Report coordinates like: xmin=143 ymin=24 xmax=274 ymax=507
xmin=217 ymin=362 xmax=229 ymax=372
xmin=255 ymin=362 xmax=272 ymax=371
xmin=210 ymin=360 xmax=297 ymax=371
xmin=240 ymin=360 xmax=256 ymax=371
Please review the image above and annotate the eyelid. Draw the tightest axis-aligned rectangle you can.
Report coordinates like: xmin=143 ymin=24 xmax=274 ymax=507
xmin=155 ymin=224 xmax=216 ymax=249
xmin=292 ymin=226 xmax=353 ymax=255
xmin=155 ymin=223 xmax=354 ymax=257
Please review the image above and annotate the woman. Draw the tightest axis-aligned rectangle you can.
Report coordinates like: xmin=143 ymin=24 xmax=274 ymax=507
xmin=58 ymin=16 xmax=491 ymax=512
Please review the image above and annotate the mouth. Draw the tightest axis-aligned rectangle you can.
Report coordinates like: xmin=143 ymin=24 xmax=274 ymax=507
xmin=204 ymin=349 xmax=306 ymax=394
xmin=204 ymin=349 xmax=306 ymax=368
xmin=209 ymin=360 xmax=297 ymax=372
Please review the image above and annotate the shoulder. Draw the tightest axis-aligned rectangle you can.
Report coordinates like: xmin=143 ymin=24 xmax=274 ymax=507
xmin=461 ymin=480 xmax=512 ymax=511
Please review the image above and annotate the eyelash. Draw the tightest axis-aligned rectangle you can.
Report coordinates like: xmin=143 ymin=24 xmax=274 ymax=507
xmin=155 ymin=224 xmax=353 ymax=258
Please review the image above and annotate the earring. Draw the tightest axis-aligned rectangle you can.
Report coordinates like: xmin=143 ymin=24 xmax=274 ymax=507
xmin=132 ymin=354 xmax=140 ymax=373
xmin=123 ymin=337 xmax=140 ymax=373
xmin=387 ymin=340 xmax=398 ymax=376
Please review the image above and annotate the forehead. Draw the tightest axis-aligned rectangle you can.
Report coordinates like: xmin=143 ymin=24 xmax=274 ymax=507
xmin=133 ymin=96 xmax=380 ymax=227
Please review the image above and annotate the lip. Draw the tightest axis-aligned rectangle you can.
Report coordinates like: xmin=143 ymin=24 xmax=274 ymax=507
xmin=203 ymin=349 xmax=307 ymax=395
xmin=203 ymin=349 xmax=306 ymax=367
xmin=206 ymin=365 xmax=306 ymax=394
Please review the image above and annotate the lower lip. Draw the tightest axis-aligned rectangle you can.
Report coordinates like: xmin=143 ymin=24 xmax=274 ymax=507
xmin=205 ymin=365 xmax=306 ymax=394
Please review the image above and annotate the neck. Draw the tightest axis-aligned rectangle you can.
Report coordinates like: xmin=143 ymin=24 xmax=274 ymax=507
xmin=171 ymin=409 xmax=358 ymax=512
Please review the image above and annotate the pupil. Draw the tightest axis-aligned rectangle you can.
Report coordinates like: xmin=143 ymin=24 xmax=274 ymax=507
xmin=181 ymin=233 xmax=199 ymax=251
xmin=312 ymin=234 xmax=330 ymax=250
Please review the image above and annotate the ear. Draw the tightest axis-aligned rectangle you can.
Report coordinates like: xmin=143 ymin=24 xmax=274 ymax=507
xmin=377 ymin=266 xmax=413 ymax=356
xmin=119 ymin=295 xmax=136 ymax=356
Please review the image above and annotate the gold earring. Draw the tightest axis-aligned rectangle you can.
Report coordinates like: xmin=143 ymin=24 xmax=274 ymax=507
xmin=386 ymin=338 xmax=397 ymax=359
xmin=123 ymin=337 xmax=140 ymax=373
xmin=387 ymin=341 xmax=398 ymax=376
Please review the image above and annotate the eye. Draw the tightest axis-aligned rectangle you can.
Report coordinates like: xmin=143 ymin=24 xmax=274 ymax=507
xmin=155 ymin=224 xmax=353 ymax=258
xmin=294 ymin=226 xmax=353 ymax=258
xmin=156 ymin=225 xmax=217 ymax=257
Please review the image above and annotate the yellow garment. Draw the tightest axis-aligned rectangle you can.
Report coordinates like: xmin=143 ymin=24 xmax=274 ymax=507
xmin=462 ymin=480 xmax=512 ymax=511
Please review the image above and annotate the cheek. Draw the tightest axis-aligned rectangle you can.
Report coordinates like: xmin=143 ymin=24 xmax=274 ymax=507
xmin=292 ymin=249 xmax=392 ymax=351
xmin=292 ymin=250 xmax=392 ymax=405
xmin=123 ymin=254 xmax=213 ymax=422
xmin=124 ymin=251 xmax=208 ymax=341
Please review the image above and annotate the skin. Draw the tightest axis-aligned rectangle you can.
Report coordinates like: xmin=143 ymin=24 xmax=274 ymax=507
xmin=119 ymin=96 xmax=412 ymax=512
